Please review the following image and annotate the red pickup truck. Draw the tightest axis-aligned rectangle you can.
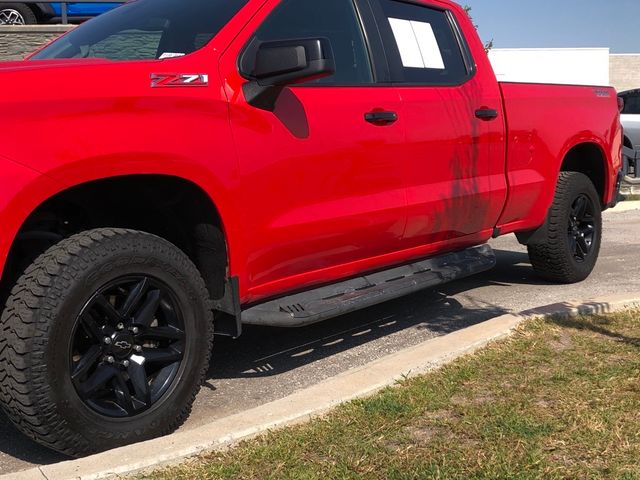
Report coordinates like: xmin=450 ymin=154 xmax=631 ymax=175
xmin=0 ymin=0 xmax=623 ymax=456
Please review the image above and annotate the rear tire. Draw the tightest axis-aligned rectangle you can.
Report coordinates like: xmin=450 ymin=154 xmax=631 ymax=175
xmin=0 ymin=228 xmax=213 ymax=457
xmin=528 ymin=172 xmax=602 ymax=283
xmin=0 ymin=4 xmax=38 ymax=24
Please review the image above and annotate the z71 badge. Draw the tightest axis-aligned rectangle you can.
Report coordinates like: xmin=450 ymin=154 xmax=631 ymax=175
xmin=150 ymin=73 xmax=209 ymax=88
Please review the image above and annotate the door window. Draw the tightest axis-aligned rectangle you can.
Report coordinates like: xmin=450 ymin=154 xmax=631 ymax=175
xmin=248 ymin=0 xmax=373 ymax=85
xmin=374 ymin=0 xmax=470 ymax=85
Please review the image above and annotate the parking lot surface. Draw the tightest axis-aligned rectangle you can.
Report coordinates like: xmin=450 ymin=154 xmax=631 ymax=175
xmin=1 ymin=206 xmax=639 ymax=475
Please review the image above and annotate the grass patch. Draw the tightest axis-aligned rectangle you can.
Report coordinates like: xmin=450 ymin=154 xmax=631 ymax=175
xmin=143 ymin=310 xmax=640 ymax=480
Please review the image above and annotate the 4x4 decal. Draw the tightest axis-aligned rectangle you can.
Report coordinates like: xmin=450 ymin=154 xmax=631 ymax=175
xmin=150 ymin=73 xmax=209 ymax=88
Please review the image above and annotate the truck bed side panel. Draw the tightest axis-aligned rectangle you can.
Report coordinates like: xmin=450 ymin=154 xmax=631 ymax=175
xmin=497 ymin=82 xmax=622 ymax=235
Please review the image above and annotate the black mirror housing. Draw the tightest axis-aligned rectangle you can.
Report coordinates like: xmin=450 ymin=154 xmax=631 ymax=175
xmin=240 ymin=37 xmax=336 ymax=111
xmin=254 ymin=44 xmax=308 ymax=80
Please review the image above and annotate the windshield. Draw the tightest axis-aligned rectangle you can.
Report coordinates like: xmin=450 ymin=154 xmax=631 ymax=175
xmin=32 ymin=0 xmax=248 ymax=61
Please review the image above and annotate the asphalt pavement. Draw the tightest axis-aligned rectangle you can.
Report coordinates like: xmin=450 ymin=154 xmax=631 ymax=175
xmin=1 ymin=204 xmax=639 ymax=476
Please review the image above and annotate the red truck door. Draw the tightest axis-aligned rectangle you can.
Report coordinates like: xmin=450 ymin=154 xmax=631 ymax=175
xmin=220 ymin=0 xmax=408 ymax=298
xmin=370 ymin=0 xmax=507 ymax=247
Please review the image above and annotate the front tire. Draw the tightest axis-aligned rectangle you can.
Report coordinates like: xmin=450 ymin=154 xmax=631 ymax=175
xmin=0 ymin=228 xmax=213 ymax=457
xmin=528 ymin=172 xmax=602 ymax=283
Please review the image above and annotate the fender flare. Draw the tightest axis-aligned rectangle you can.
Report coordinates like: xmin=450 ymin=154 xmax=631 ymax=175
xmin=556 ymin=135 xmax=613 ymax=202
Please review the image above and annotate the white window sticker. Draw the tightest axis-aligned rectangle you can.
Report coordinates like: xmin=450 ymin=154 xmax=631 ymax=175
xmin=159 ymin=52 xmax=186 ymax=60
xmin=388 ymin=18 xmax=445 ymax=70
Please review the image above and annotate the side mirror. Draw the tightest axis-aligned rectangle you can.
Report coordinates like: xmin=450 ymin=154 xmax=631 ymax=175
xmin=240 ymin=37 xmax=336 ymax=111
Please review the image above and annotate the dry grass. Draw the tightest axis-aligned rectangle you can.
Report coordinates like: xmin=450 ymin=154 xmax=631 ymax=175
xmin=143 ymin=310 xmax=640 ymax=480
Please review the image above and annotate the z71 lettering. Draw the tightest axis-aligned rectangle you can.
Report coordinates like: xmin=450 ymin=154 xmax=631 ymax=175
xmin=150 ymin=73 xmax=209 ymax=88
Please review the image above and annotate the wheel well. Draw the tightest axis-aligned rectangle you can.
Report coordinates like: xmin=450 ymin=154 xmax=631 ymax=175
xmin=624 ymin=135 xmax=633 ymax=149
xmin=4 ymin=2 xmax=39 ymax=18
xmin=3 ymin=175 xmax=228 ymax=303
xmin=30 ymin=3 xmax=56 ymax=21
xmin=560 ymin=143 xmax=606 ymax=205
xmin=29 ymin=4 xmax=46 ymax=21
xmin=26 ymin=4 xmax=39 ymax=14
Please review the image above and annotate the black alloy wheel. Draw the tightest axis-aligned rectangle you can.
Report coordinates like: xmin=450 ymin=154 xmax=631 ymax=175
xmin=567 ymin=194 xmax=597 ymax=263
xmin=71 ymin=276 xmax=186 ymax=418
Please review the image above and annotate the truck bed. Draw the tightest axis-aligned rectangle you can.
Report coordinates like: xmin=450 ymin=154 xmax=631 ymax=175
xmin=497 ymin=82 xmax=623 ymax=235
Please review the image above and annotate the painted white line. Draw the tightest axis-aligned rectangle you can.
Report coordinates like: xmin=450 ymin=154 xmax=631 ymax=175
xmin=4 ymin=293 xmax=640 ymax=480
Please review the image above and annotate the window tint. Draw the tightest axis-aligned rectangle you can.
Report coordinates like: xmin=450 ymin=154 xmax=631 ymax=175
xmin=32 ymin=0 xmax=247 ymax=61
xmin=622 ymin=92 xmax=640 ymax=115
xmin=375 ymin=0 xmax=469 ymax=85
xmin=249 ymin=0 xmax=373 ymax=85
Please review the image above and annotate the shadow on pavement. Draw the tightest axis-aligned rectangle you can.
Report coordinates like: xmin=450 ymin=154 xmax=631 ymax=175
xmin=0 ymin=416 xmax=67 ymax=465
xmin=209 ymin=289 xmax=507 ymax=380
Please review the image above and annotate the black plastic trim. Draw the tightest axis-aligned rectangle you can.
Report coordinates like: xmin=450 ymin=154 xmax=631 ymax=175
xmin=606 ymin=170 xmax=624 ymax=210
xmin=354 ymin=0 xmax=391 ymax=83
xmin=241 ymin=245 xmax=496 ymax=328
xmin=446 ymin=8 xmax=476 ymax=79
xmin=212 ymin=276 xmax=242 ymax=338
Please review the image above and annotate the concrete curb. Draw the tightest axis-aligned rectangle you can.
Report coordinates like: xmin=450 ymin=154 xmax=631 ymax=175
xmin=4 ymin=293 xmax=640 ymax=480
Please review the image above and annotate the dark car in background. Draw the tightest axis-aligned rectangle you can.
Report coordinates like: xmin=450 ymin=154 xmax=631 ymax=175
xmin=619 ymin=89 xmax=640 ymax=179
xmin=0 ymin=2 xmax=121 ymax=24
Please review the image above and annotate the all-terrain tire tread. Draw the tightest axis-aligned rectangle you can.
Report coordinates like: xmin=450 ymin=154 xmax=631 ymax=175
xmin=527 ymin=172 xmax=602 ymax=284
xmin=0 ymin=228 xmax=214 ymax=457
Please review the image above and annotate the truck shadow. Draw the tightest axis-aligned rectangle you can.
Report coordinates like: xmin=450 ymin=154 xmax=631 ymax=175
xmin=0 ymin=247 xmax=549 ymax=467
xmin=208 ymin=248 xmax=542 ymax=381
xmin=209 ymin=289 xmax=507 ymax=381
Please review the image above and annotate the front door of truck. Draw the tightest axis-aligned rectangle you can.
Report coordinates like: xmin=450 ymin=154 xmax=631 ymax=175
xmin=220 ymin=0 xmax=407 ymax=299
xmin=370 ymin=0 xmax=507 ymax=247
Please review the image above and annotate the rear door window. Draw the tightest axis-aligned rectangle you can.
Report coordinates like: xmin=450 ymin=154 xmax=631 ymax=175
xmin=372 ymin=0 xmax=471 ymax=85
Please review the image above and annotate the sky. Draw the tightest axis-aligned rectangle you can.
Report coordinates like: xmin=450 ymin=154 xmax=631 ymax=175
xmin=462 ymin=0 xmax=639 ymax=53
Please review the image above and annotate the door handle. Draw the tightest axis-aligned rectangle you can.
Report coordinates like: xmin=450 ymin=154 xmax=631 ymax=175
xmin=365 ymin=111 xmax=398 ymax=126
xmin=475 ymin=108 xmax=498 ymax=121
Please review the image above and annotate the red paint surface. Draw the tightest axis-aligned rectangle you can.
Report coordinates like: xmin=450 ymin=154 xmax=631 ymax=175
xmin=0 ymin=0 xmax=622 ymax=305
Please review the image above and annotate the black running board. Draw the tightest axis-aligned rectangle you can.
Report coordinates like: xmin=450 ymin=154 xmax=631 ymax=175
xmin=241 ymin=244 xmax=496 ymax=328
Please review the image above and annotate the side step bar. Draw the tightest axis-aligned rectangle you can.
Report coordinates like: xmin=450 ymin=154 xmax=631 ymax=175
xmin=241 ymin=244 xmax=496 ymax=328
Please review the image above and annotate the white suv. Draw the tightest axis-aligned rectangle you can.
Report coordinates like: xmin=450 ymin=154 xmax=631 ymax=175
xmin=620 ymin=89 xmax=639 ymax=179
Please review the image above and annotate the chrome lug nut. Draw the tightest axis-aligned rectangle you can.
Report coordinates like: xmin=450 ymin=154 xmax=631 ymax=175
xmin=104 ymin=337 xmax=112 ymax=345
xmin=134 ymin=345 xmax=143 ymax=353
xmin=131 ymin=327 xmax=139 ymax=334
xmin=105 ymin=356 xmax=115 ymax=364
xmin=116 ymin=323 xmax=125 ymax=330
xmin=122 ymin=360 xmax=130 ymax=368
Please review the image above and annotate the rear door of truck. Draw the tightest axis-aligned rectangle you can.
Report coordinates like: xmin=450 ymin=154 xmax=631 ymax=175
xmin=367 ymin=0 xmax=508 ymax=248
